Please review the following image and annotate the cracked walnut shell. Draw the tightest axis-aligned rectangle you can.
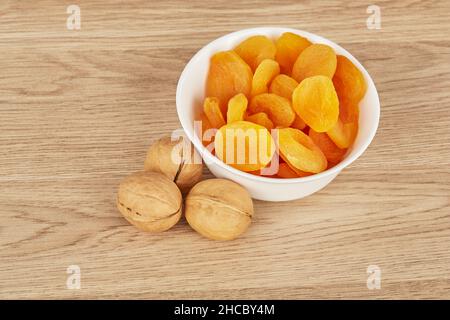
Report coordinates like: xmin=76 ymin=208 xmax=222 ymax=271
xmin=144 ymin=136 xmax=203 ymax=193
xmin=117 ymin=171 xmax=182 ymax=232
xmin=185 ymin=179 xmax=253 ymax=241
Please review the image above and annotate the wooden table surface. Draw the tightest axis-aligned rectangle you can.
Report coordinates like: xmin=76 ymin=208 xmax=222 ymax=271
xmin=1 ymin=0 xmax=449 ymax=300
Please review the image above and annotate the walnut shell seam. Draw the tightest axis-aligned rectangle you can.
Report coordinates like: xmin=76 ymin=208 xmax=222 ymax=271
xmin=117 ymin=200 xmax=182 ymax=222
xmin=186 ymin=195 xmax=253 ymax=219
xmin=120 ymin=187 xmax=179 ymax=209
xmin=173 ymin=158 xmax=185 ymax=184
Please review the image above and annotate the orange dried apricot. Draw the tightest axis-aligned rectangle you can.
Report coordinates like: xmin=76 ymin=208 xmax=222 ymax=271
xmin=333 ymin=55 xmax=367 ymax=104
xmin=247 ymin=167 xmax=277 ymax=177
xmin=251 ymin=59 xmax=280 ymax=97
xmin=291 ymin=44 xmax=337 ymax=83
xmin=215 ymin=121 xmax=275 ymax=172
xmin=292 ymin=75 xmax=339 ymax=132
xmin=247 ymin=169 xmax=263 ymax=176
xmin=203 ymin=97 xmax=225 ymax=128
xmin=291 ymin=116 xmax=307 ymax=130
xmin=275 ymin=32 xmax=312 ymax=75
xmin=198 ymin=113 xmax=218 ymax=152
xmin=277 ymin=162 xmax=312 ymax=178
xmin=326 ymin=100 xmax=359 ymax=148
xmin=234 ymin=35 xmax=276 ymax=72
xmin=199 ymin=113 xmax=211 ymax=131
xmin=269 ymin=74 xmax=298 ymax=100
xmin=227 ymin=93 xmax=248 ymax=123
xmin=268 ymin=75 xmax=307 ymax=130
xmin=206 ymin=51 xmax=252 ymax=115
xmin=326 ymin=120 xmax=357 ymax=149
xmin=277 ymin=128 xmax=327 ymax=173
xmin=244 ymin=112 xmax=274 ymax=130
xmin=309 ymin=129 xmax=347 ymax=164
xmin=339 ymin=97 xmax=359 ymax=124
xmin=249 ymin=93 xmax=295 ymax=128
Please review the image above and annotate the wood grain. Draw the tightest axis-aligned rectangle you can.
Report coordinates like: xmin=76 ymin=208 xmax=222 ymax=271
xmin=1 ymin=0 xmax=449 ymax=299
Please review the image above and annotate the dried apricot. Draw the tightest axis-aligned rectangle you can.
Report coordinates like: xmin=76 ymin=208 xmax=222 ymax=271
xmin=291 ymin=44 xmax=337 ymax=83
xmin=277 ymin=128 xmax=327 ymax=173
xmin=291 ymin=116 xmax=307 ymax=130
xmin=326 ymin=100 xmax=359 ymax=148
xmin=244 ymin=112 xmax=274 ymax=130
xmin=275 ymin=32 xmax=311 ymax=75
xmin=203 ymin=97 xmax=225 ymax=128
xmin=277 ymin=162 xmax=311 ymax=178
xmin=199 ymin=113 xmax=211 ymax=130
xmin=292 ymin=75 xmax=339 ymax=132
xmin=198 ymin=113 xmax=214 ymax=147
xmin=247 ymin=167 xmax=277 ymax=177
xmin=326 ymin=120 xmax=357 ymax=149
xmin=269 ymin=74 xmax=298 ymax=100
xmin=234 ymin=35 xmax=276 ymax=72
xmin=249 ymin=93 xmax=295 ymax=128
xmin=333 ymin=55 xmax=367 ymax=104
xmin=309 ymin=129 xmax=346 ymax=164
xmin=267 ymin=75 xmax=307 ymax=130
xmin=339 ymin=98 xmax=359 ymax=124
xmin=251 ymin=59 xmax=280 ymax=97
xmin=206 ymin=51 xmax=252 ymax=115
xmin=215 ymin=121 xmax=275 ymax=172
xmin=227 ymin=93 xmax=248 ymax=123
xmin=247 ymin=169 xmax=263 ymax=176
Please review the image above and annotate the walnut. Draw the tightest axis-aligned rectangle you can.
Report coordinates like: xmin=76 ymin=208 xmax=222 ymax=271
xmin=185 ymin=179 xmax=253 ymax=240
xmin=117 ymin=171 xmax=182 ymax=232
xmin=144 ymin=136 xmax=203 ymax=193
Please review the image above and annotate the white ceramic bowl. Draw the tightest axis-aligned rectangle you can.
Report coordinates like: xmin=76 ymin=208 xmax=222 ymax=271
xmin=176 ymin=27 xmax=380 ymax=201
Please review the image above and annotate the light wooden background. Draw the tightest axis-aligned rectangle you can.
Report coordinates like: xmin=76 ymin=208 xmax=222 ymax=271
xmin=1 ymin=0 xmax=449 ymax=300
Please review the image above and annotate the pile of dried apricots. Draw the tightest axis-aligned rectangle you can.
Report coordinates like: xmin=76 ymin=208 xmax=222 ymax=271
xmin=198 ymin=33 xmax=367 ymax=178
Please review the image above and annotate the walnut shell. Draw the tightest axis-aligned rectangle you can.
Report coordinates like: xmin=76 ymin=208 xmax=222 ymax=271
xmin=117 ymin=171 xmax=182 ymax=232
xmin=185 ymin=179 xmax=253 ymax=240
xmin=144 ymin=136 xmax=203 ymax=193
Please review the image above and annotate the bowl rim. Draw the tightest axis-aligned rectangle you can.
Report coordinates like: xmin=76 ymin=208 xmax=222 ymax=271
xmin=176 ymin=26 xmax=380 ymax=184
